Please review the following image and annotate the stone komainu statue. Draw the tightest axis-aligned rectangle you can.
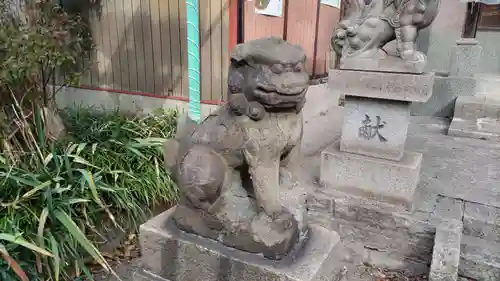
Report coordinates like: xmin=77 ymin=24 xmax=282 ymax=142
xmin=332 ymin=0 xmax=440 ymax=63
xmin=163 ymin=37 xmax=309 ymax=260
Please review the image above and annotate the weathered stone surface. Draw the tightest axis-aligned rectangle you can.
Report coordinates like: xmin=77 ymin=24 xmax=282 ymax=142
xmin=476 ymin=74 xmax=500 ymax=99
xmin=459 ymin=236 xmax=500 ymax=281
xmin=306 ymin=190 xmax=334 ymax=215
xmin=331 ymin=0 xmax=440 ymax=72
xmin=134 ymin=270 xmax=164 ymax=281
xmin=407 ymin=127 xmax=500 ymax=208
xmin=335 ymin=220 xmax=434 ymax=269
xmin=163 ymin=37 xmax=310 ymax=260
xmin=329 ymin=69 xmax=435 ymax=103
xmin=340 ymin=56 xmax=426 ymax=74
xmin=308 ymin=186 xmax=464 ymax=236
xmin=301 ymin=84 xmax=344 ymax=156
xmin=340 ymin=96 xmax=410 ymax=161
xmin=463 ymin=201 xmax=500 ymax=243
xmin=429 ymin=220 xmax=463 ymax=281
xmin=448 ymin=96 xmax=500 ymax=140
xmin=449 ymin=39 xmax=482 ymax=78
xmin=321 ymin=142 xmax=422 ymax=209
xmin=434 ymin=196 xmax=464 ymax=220
xmin=138 ymin=208 xmax=345 ymax=281
xmin=305 ymin=200 xmax=436 ymax=272
xmin=410 ymin=75 xmax=476 ymax=118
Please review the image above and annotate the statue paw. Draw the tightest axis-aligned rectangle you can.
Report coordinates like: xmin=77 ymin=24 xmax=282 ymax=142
xmin=271 ymin=208 xmax=296 ymax=231
xmin=332 ymin=28 xmax=348 ymax=55
xmin=250 ymin=209 xmax=299 ymax=259
xmin=247 ymin=101 xmax=266 ymax=121
xmin=400 ymin=50 xmax=426 ymax=62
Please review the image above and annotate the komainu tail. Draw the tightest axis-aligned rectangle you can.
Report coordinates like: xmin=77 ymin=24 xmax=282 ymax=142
xmin=163 ymin=114 xmax=198 ymax=177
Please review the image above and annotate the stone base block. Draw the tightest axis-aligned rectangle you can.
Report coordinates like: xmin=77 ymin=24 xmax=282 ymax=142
xmin=448 ymin=96 xmax=500 ymax=140
xmin=341 ymin=96 xmax=410 ymax=161
xmin=429 ymin=220 xmax=463 ymax=281
xmin=476 ymin=74 xmax=500 ymax=98
xmin=448 ymin=118 xmax=500 ymax=140
xmin=328 ymin=69 xmax=435 ymax=103
xmin=340 ymin=56 xmax=425 ymax=74
xmin=320 ymin=142 xmax=422 ymax=209
xmin=137 ymin=207 xmax=345 ymax=281
xmin=463 ymin=201 xmax=500 ymax=243
xmin=306 ymin=190 xmax=436 ymax=274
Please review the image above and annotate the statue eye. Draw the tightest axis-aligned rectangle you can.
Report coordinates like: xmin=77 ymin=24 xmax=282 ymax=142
xmin=293 ymin=62 xmax=304 ymax=72
xmin=271 ymin=64 xmax=284 ymax=74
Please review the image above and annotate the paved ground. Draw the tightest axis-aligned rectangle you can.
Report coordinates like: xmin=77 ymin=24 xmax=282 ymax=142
xmin=95 ymin=84 xmax=497 ymax=281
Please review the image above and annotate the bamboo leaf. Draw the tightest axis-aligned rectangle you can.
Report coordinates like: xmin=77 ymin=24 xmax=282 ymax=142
xmin=66 ymin=143 xmax=78 ymax=155
xmin=37 ymin=208 xmax=50 ymax=273
xmin=0 ymin=244 xmax=29 ymax=281
xmin=34 ymin=106 xmax=45 ymax=148
xmin=22 ymin=180 xmax=52 ymax=198
xmin=76 ymin=169 xmax=118 ymax=226
xmin=125 ymin=146 xmax=148 ymax=160
xmin=2 ymin=174 xmax=41 ymax=187
xmin=43 ymin=153 xmax=54 ymax=167
xmin=53 ymin=210 xmax=118 ymax=277
xmin=92 ymin=143 xmax=98 ymax=155
xmin=70 ymin=155 xmax=100 ymax=169
xmin=67 ymin=198 xmax=91 ymax=205
xmin=0 ymin=233 xmax=53 ymax=257
xmin=63 ymin=153 xmax=74 ymax=181
xmin=49 ymin=235 xmax=60 ymax=281
xmin=76 ymin=143 xmax=87 ymax=155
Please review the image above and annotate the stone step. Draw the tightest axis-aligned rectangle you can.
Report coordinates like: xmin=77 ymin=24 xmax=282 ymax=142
xmin=460 ymin=236 xmax=500 ymax=281
xmin=476 ymin=74 xmax=500 ymax=99
xmin=448 ymin=95 xmax=500 ymax=140
xmin=307 ymin=187 xmax=467 ymax=274
xmin=463 ymin=201 xmax=500 ymax=243
xmin=453 ymin=96 xmax=500 ymax=120
xmin=410 ymin=132 xmax=500 ymax=208
xmin=429 ymin=220 xmax=463 ymax=281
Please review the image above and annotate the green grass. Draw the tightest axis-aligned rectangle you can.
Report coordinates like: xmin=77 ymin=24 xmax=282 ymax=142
xmin=0 ymin=106 xmax=178 ymax=281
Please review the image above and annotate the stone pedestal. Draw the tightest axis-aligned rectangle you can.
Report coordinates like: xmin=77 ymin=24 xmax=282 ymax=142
xmin=135 ymin=208 xmax=346 ymax=281
xmin=323 ymin=69 xmax=435 ymax=209
xmin=341 ymin=97 xmax=410 ymax=161
xmin=321 ymin=142 xmax=422 ymax=208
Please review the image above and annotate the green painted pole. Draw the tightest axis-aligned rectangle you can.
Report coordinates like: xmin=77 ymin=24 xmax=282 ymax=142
xmin=185 ymin=0 xmax=201 ymax=123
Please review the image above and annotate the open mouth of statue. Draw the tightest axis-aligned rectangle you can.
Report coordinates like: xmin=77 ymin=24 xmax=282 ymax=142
xmin=255 ymin=85 xmax=306 ymax=98
xmin=254 ymin=86 xmax=307 ymax=108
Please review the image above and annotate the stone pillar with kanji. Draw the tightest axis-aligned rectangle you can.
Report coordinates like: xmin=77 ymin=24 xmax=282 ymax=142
xmin=323 ymin=0 xmax=440 ymax=210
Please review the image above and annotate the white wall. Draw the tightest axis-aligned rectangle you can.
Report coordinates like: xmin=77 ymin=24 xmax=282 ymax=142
xmin=55 ymin=86 xmax=219 ymax=118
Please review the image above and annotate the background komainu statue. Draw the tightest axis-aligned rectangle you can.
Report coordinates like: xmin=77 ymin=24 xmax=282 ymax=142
xmin=163 ymin=37 xmax=309 ymax=260
xmin=332 ymin=0 xmax=440 ymax=72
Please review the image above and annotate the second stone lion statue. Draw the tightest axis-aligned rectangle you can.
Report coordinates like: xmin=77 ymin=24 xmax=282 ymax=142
xmin=332 ymin=0 xmax=440 ymax=71
xmin=163 ymin=37 xmax=309 ymax=260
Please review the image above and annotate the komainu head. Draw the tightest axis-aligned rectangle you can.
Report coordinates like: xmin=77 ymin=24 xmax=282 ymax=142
xmin=227 ymin=37 xmax=309 ymax=119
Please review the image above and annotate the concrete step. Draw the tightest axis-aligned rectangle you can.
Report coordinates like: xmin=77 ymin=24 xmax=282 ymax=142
xmin=429 ymin=220 xmax=462 ymax=281
xmin=460 ymin=236 xmax=500 ymax=281
xmin=448 ymin=95 xmax=500 ymax=140
xmin=463 ymin=201 xmax=500 ymax=243
xmin=476 ymin=74 xmax=500 ymax=100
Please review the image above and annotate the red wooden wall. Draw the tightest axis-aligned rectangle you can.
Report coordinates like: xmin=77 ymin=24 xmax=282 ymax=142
xmin=243 ymin=0 xmax=341 ymax=76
